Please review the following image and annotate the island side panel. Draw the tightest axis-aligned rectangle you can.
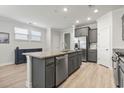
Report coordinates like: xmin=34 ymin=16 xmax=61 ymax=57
xmin=32 ymin=57 xmax=45 ymax=88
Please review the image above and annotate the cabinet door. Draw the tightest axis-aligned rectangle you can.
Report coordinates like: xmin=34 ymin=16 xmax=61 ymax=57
xmin=73 ymin=55 xmax=78 ymax=70
xmin=32 ymin=58 xmax=45 ymax=88
xmin=89 ymin=29 xmax=97 ymax=43
xmin=68 ymin=57 xmax=74 ymax=75
xmin=45 ymin=58 xmax=55 ymax=88
xmin=75 ymin=27 xmax=89 ymax=37
xmin=88 ymin=50 xmax=97 ymax=62
xmin=76 ymin=53 xmax=81 ymax=68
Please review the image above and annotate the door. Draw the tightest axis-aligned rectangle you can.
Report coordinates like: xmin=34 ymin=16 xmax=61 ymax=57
xmin=98 ymin=26 xmax=112 ymax=67
xmin=52 ymin=31 xmax=60 ymax=51
xmin=64 ymin=33 xmax=70 ymax=50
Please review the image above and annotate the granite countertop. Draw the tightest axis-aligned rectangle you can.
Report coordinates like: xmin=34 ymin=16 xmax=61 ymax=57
xmin=23 ymin=50 xmax=81 ymax=59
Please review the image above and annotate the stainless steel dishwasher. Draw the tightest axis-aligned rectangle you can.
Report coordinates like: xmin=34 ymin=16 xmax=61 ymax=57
xmin=55 ymin=54 xmax=68 ymax=86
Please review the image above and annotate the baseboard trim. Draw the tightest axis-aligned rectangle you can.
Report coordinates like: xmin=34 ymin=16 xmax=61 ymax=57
xmin=99 ymin=64 xmax=109 ymax=68
xmin=0 ymin=63 xmax=14 ymax=67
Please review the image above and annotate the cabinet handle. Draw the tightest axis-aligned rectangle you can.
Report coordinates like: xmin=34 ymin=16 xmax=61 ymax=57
xmin=46 ymin=62 xmax=54 ymax=66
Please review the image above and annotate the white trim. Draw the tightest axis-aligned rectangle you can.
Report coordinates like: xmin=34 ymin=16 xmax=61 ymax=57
xmin=0 ymin=62 xmax=14 ymax=67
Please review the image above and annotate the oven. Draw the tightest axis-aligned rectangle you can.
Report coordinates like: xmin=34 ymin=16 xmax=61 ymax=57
xmin=112 ymin=52 xmax=119 ymax=87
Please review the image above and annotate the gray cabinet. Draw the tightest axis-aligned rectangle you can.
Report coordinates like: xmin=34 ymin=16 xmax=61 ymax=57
xmin=68 ymin=53 xmax=76 ymax=75
xmin=122 ymin=15 xmax=124 ymax=40
xmin=68 ymin=51 xmax=82 ymax=75
xmin=77 ymin=51 xmax=82 ymax=67
xmin=45 ymin=58 xmax=55 ymax=88
xmin=32 ymin=57 xmax=55 ymax=88
xmin=75 ymin=27 xmax=89 ymax=37
xmin=32 ymin=58 xmax=45 ymax=88
xmin=88 ymin=50 xmax=97 ymax=62
xmin=89 ymin=29 xmax=97 ymax=43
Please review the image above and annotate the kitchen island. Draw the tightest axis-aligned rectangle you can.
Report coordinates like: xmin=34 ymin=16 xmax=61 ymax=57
xmin=23 ymin=50 xmax=82 ymax=88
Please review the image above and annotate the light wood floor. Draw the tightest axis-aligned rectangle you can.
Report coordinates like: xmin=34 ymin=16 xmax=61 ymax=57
xmin=0 ymin=62 xmax=115 ymax=88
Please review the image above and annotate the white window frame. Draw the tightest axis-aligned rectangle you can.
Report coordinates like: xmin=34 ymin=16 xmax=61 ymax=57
xmin=14 ymin=27 xmax=29 ymax=41
xmin=30 ymin=30 xmax=42 ymax=42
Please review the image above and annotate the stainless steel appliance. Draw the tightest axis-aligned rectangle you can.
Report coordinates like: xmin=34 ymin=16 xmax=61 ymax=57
xmin=78 ymin=37 xmax=87 ymax=61
xmin=56 ymin=54 xmax=68 ymax=86
xmin=112 ymin=51 xmax=119 ymax=87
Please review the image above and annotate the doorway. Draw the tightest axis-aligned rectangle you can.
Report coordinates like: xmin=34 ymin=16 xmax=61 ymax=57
xmin=64 ymin=33 xmax=70 ymax=50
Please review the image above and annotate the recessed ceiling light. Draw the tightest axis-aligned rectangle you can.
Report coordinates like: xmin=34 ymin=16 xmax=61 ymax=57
xmin=87 ymin=17 xmax=91 ymax=21
xmin=94 ymin=9 xmax=99 ymax=13
xmin=76 ymin=20 xmax=79 ymax=24
xmin=63 ymin=8 xmax=68 ymax=12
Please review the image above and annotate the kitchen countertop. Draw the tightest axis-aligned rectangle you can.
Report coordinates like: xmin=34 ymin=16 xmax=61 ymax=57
xmin=23 ymin=50 xmax=82 ymax=59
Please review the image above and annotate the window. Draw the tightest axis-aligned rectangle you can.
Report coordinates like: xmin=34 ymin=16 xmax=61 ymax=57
xmin=31 ymin=31 xmax=41 ymax=41
xmin=14 ymin=27 xmax=29 ymax=40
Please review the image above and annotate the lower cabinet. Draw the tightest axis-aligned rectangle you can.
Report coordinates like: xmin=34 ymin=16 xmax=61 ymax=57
xmin=32 ymin=51 xmax=82 ymax=88
xmin=68 ymin=51 xmax=82 ymax=76
xmin=45 ymin=58 xmax=55 ymax=88
xmin=32 ymin=58 xmax=45 ymax=88
xmin=88 ymin=50 xmax=97 ymax=62
xmin=77 ymin=51 xmax=82 ymax=66
xmin=32 ymin=57 xmax=55 ymax=88
xmin=68 ymin=55 xmax=75 ymax=75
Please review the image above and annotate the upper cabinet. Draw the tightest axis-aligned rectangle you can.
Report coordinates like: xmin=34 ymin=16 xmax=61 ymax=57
xmin=89 ymin=29 xmax=97 ymax=43
xmin=75 ymin=27 xmax=90 ymax=37
xmin=122 ymin=15 xmax=124 ymax=40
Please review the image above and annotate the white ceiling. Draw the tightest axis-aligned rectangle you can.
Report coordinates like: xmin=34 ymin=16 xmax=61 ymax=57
xmin=0 ymin=5 xmax=123 ymax=29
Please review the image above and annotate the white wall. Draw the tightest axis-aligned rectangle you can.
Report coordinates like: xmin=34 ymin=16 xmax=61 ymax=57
xmin=112 ymin=7 xmax=124 ymax=48
xmin=97 ymin=12 xmax=113 ymax=68
xmin=0 ymin=16 xmax=46 ymax=66
xmin=45 ymin=28 xmax=62 ymax=51
xmin=51 ymin=28 xmax=62 ymax=51
xmin=45 ymin=28 xmax=52 ymax=51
